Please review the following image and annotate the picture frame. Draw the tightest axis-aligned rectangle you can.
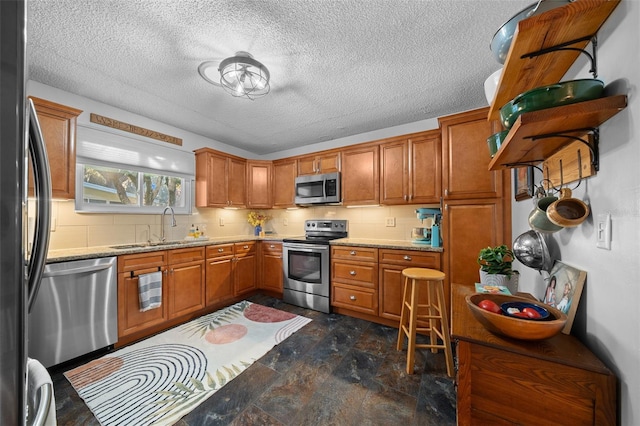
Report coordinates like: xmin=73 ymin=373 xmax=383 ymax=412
xmin=541 ymin=261 xmax=587 ymax=334
xmin=514 ymin=166 xmax=534 ymax=201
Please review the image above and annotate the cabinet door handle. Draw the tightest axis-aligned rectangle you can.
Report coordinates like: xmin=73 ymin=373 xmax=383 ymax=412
xmin=243 ymin=245 xmax=249 ymax=249
xmin=218 ymin=248 xmax=224 ymax=252
xmin=350 ymin=251 xmax=356 ymax=256
xmin=444 ymin=189 xmax=449 ymax=196
xmin=404 ymin=255 xmax=412 ymax=261
xmin=349 ymin=270 xmax=356 ymax=276
xmin=270 ymin=244 xmax=275 ymax=248
xmin=349 ymin=295 xmax=356 ymax=301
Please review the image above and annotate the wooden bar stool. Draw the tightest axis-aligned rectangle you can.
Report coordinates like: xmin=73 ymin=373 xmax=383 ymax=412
xmin=396 ymin=267 xmax=454 ymax=377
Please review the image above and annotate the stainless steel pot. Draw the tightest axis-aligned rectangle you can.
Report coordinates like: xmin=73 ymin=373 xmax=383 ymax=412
xmin=490 ymin=0 xmax=573 ymax=64
xmin=513 ymin=230 xmax=552 ymax=272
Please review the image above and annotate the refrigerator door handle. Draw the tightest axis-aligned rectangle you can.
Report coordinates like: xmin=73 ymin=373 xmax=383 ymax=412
xmin=26 ymin=99 xmax=52 ymax=313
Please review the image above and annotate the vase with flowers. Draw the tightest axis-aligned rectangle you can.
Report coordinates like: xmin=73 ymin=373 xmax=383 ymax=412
xmin=247 ymin=211 xmax=271 ymax=236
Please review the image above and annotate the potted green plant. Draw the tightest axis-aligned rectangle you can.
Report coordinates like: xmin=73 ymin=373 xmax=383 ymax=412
xmin=477 ymin=245 xmax=519 ymax=293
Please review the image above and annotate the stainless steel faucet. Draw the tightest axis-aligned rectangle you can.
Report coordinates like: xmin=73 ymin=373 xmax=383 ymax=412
xmin=160 ymin=206 xmax=177 ymax=242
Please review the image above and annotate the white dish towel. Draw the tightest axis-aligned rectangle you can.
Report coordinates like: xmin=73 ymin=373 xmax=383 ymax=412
xmin=27 ymin=357 xmax=56 ymax=426
xmin=138 ymin=271 xmax=162 ymax=312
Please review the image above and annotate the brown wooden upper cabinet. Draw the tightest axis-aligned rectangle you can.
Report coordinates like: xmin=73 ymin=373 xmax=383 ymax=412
xmin=247 ymin=160 xmax=272 ymax=209
xmin=195 ymin=148 xmax=246 ymax=208
xmin=297 ymin=151 xmax=341 ymax=175
xmin=29 ymin=97 xmax=82 ymax=200
xmin=439 ymin=108 xmax=503 ymax=200
xmin=341 ymin=144 xmax=379 ymax=206
xmin=272 ymin=158 xmax=297 ymax=208
xmin=380 ymin=130 xmax=441 ymax=205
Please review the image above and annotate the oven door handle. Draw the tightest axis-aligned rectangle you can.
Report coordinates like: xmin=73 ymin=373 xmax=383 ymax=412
xmin=284 ymin=243 xmax=329 ymax=252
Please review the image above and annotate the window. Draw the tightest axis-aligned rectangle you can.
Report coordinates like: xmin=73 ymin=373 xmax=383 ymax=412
xmin=76 ymin=163 xmax=191 ymax=213
xmin=75 ymin=126 xmax=194 ymax=214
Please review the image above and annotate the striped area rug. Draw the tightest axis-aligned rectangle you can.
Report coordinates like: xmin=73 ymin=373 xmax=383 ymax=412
xmin=65 ymin=301 xmax=311 ymax=425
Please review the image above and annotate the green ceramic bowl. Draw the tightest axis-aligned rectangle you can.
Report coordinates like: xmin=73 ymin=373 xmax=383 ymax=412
xmin=487 ymin=130 xmax=509 ymax=158
xmin=500 ymin=79 xmax=605 ymax=129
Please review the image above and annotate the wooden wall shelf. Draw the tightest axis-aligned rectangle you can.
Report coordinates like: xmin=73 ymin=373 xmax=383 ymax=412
xmin=488 ymin=0 xmax=621 ymax=121
xmin=488 ymin=95 xmax=628 ymax=171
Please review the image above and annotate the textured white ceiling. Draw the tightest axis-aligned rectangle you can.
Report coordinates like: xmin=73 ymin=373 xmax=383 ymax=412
xmin=27 ymin=0 xmax=532 ymax=155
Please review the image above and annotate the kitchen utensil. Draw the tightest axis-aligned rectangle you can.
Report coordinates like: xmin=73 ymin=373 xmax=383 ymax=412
xmin=528 ymin=196 xmax=563 ymax=233
xmin=487 ymin=130 xmax=509 ymax=157
xmin=513 ymin=229 xmax=552 ymax=272
xmin=490 ymin=0 xmax=573 ymax=64
xmin=466 ymin=293 xmax=567 ymax=340
xmin=500 ymin=79 xmax=605 ymax=129
xmin=546 ymin=188 xmax=590 ymax=227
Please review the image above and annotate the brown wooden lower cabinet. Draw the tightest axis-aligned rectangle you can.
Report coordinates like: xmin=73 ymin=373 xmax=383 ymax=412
xmin=234 ymin=242 xmax=257 ymax=295
xmin=452 ymin=283 xmax=616 ymax=425
xmin=117 ymin=251 xmax=168 ymax=340
xmin=331 ymin=246 xmax=378 ymax=315
xmin=331 ymin=245 xmax=444 ymax=326
xmin=205 ymin=244 xmax=235 ymax=306
xmin=378 ymin=249 xmax=441 ymax=321
xmin=117 ymin=242 xmax=258 ymax=346
xmin=166 ymin=247 xmax=205 ymax=319
xmin=259 ymin=242 xmax=283 ymax=294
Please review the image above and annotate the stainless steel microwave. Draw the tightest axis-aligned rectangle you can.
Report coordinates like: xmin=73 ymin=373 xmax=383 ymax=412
xmin=294 ymin=172 xmax=341 ymax=205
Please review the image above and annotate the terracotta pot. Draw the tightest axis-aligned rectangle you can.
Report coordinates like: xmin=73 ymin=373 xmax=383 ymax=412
xmin=547 ymin=188 xmax=589 ymax=227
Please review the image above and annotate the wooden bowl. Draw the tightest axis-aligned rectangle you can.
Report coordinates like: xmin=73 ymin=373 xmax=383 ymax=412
xmin=466 ymin=293 xmax=567 ymax=340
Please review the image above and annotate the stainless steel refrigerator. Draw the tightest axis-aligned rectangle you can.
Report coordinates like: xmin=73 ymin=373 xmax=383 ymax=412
xmin=1 ymin=1 xmax=52 ymax=424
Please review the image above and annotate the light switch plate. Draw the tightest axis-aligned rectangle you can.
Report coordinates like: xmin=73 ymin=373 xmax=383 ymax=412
xmin=596 ymin=213 xmax=611 ymax=250
xmin=385 ymin=217 xmax=396 ymax=227
xmin=219 ymin=218 xmax=224 ymax=226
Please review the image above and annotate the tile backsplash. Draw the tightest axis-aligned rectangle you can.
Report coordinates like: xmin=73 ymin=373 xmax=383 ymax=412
xmin=47 ymin=200 xmax=439 ymax=250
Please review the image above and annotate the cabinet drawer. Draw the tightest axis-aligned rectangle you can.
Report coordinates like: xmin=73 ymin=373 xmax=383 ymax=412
xmin=331 ymin=246 xmax=378 ymax=262
xmin=118 ymin=251 xmax=166 ymax=273
xmin=332 ymin=284 xmax=377 ymax=315
xmin=332 ymin=261 xmax=377 ymax=289
xmin=234 ymin=241 xmax=256 ymax=255
xmin=168 ymin=247 xmax=205 ymax=264
xmin=206 ymin=244 xmax=234 ymax=259
xmin=261 ymin=242 xmax=282 ymax=254
xmin=378 ymin=249 xmax=441 ymax=268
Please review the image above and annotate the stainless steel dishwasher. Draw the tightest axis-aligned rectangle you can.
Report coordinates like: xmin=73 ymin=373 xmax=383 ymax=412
xmin=28 ymin=256 xmax=118 ymax=368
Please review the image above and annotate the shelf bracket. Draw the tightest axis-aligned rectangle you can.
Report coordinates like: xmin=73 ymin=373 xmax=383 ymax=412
xmin=503 ymin=160 xmax=544 ymax=168
xmin=521 ymin=35 xmax=598 ymax=78
xmin=526 ymin=127 xmax=600 ymax=171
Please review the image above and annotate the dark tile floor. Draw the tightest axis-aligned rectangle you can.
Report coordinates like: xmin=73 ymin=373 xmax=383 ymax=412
xmin=51 ymin=294 xmax=456 ymax=425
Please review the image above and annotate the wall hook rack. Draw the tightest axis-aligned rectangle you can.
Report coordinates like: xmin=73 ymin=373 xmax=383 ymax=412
xmin=526 ymin=127 xmax=600 ymax=171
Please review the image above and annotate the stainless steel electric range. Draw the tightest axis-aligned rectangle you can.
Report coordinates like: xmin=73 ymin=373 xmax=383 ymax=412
xmin=282 ymin=219 xmax=348 ymax=313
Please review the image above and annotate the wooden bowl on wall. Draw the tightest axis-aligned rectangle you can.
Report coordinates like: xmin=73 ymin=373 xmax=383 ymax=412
xmin=466 ymin=293 xmax=567 ymax=340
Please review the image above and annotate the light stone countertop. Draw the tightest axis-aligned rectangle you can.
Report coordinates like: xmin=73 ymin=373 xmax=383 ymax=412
xmin=46 ymin=235 xmax=443 ymax=263
xmin=46 ymin=235 xmax=296 ymax=263
xmin=330 ymin=238 xmax=443 ymax=252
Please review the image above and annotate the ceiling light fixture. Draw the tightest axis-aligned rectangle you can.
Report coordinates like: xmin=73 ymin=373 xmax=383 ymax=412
xmin=198 ymin=51 xmax=270 ymax=100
